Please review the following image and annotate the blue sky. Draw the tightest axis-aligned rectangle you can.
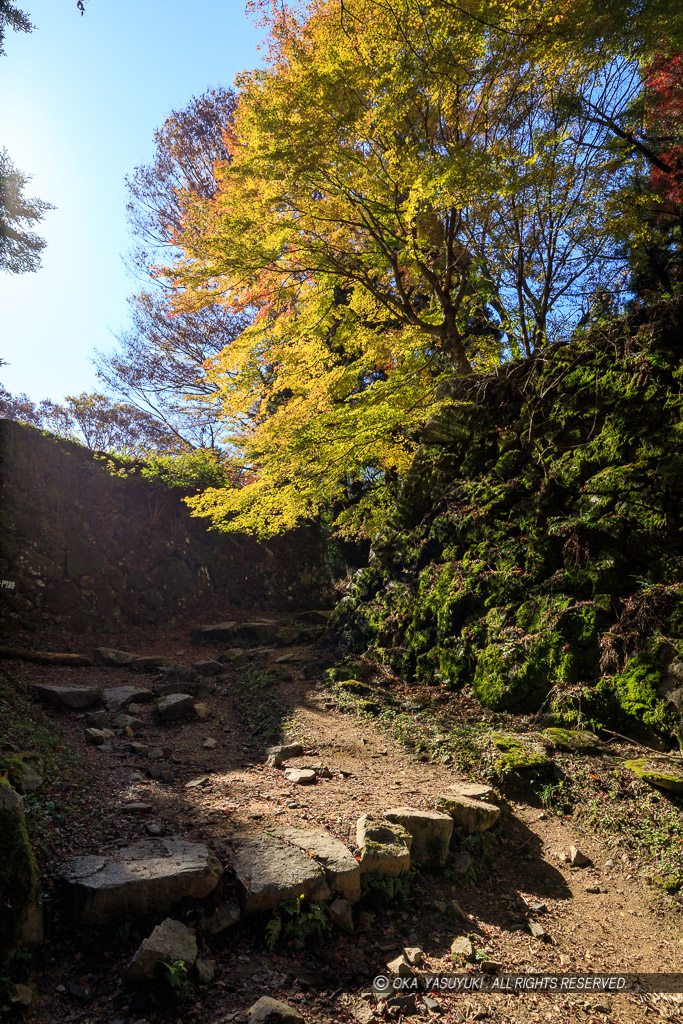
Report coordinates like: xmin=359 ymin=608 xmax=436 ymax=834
xmin=0 ymin=0 xmax=263 ymax=403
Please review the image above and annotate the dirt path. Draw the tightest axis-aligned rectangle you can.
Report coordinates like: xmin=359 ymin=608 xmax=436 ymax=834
xmin=6 ymin=625 xmax=683 ymax=1024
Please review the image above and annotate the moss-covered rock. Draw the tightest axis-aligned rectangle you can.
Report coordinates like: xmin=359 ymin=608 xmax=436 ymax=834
xmin=624 ymin=757 xmax=683 ymax=793
xmin=0 ymin=778 xmax=43 ymax=972
xmin=491 ymin=734 xmax=551 ymax=770
xmin=335 ymin=300 xmax=683 ymax=742
xmin=542 ymin=728 xmax=606 ymax=753
xmin=0 ymin=752 xmax=44 ymax=794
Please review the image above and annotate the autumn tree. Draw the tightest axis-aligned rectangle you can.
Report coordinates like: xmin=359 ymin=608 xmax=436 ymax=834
xmin=162 ymin=0 xmax=646 ymax=538
xmin=0 ymin=385 xmax=177 ymax=456
xmin=98 ymin=87 xmax=248 ymax=452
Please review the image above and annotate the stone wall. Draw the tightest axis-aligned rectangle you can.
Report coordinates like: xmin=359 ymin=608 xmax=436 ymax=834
xmin=0 ymin=421 xmax=331 ymax=634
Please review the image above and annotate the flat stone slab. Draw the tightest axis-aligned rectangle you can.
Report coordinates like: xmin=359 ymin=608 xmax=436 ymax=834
xmin=624 ymin=758 xmax=683 ymax=793
xmin=194 ymin=621 xmax=238 ymax=642
xmin=283 ymin=767 xmax=316 ymax=785
xmin=60 ymin=839 xmax=221 ymax=924
xmin=191 ymin=660 xmax=224 ymax=677
xmin=104 ymin=686 xmax=154 ymax=712
xmin=446 ymin=782 xmax=495 ymax=803
xmin=130 ymin=656 xmax=170 ymax=673
xmin=126 ymin=917 xmax=197 ymax=981
xmin=270 ymin=825 xmax=361 ymax=904
xmin=543 ymin=728 xmax=606 ymax=753
xmin=33 ymin=684 xmax=102 ymax=709
xmin=157 ymin=693 xmax=196 ymax=721
xmin=93 ymin=648 xmax=134 ymax=666
xmin=228 ymin=834 xmax=330 ymax=914
xmin=436 ymin=795 xmax=500 ymax=834
xmin=356 ymin=814 xmax=411 ymax=876
xmin=266 ymin=743 xmax=304 ymax=760
xmin=384 ymin=807 xmax=453 ymax=868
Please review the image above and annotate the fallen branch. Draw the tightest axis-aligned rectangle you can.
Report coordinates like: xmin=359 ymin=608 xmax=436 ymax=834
xmin=0 ymin=646 xmax=93 ymax=666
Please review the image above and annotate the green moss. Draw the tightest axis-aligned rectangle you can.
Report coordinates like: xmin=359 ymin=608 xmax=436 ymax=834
xmin=491 ymin=734 xmax=551 ymax=769
xmin=610 ymin=653 xmax=676 ymax=735
xmin=542 ymin=728 xmax=605 ymax=753
xmin=335 ymin=679 xmax=375 ymax=696
xmin=624 ymin=758 xmax=683 ymax=792
xmin=0 ymin=779 xmax=40 ymax=972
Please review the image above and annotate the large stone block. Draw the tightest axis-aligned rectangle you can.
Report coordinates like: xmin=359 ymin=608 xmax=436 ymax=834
xmin=384 ymin=807 xmax=453 ymax=868
xmin=355 ymin=814 xmax=411 ymax=876
xmin=60 ymin=839 xmax=221 ymax=924
xmin=228 ymin=834 xmax=330 ymax=913
xmin=270 ymin=825 xmax=361 ymax=903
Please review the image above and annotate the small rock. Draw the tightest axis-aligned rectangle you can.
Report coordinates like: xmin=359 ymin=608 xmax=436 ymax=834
xmin=529 ymin=902 xmax=547 ymax=914
xmin=446 ymin=782 xmax=495 ymax=803
xmin=194 ymin=702 xmax=210 ymax=719
xmin=146 ymin=821 xmax=164 ymax=836
xmin=422 ymin=996 xmax=443 ymax=1014
xmin=114 ymin=713 xmax=144 ymax=732
xmin=130 ymin=656 xmax=169 ymax=673
xmin=481 ymin=959 xmax=502 ymax=972
xmin=126 ymin=918 xmax=197 ymax=981
xmin=585 ymin=884 xmax=602 ymax=894
xmin=192 ymin=660 xmax=224 ymax=677
xmin=283 ymin=768 xmax=316 ymax=785
xmin=203 ymin=738 xmax=218 ymax=749
xmin=450 ymin=900 xmax=468 ymax=920
xmin=84 ymin=727 xmax=108 ymax=746
xmin=195 ymin=957 xmax=216 ymax=984
xmin=450 ymin=936 xmax=475 ymax=961
xmin=12 ymin=984 xmax=33 ymax=1007
xmin=93 ymin=647 xmax=134 ymax=666
xmin=538 ymin=811 xmax=548 ymax=820
xmin=67 ymin=982 xmax=94 ymax=1002
xmin=352 ymin=1005 xmax=375 ymax=1024
xmin=104 ymin=686 xmax=154 ymax=712
xmin=160 ymin=769 xmax=175 ymax=784
xmin=403 ymin=946 xmax=423 ymax=966
xmin=387 ymin=954 xmax=414 ymax=977
xmin=527 ymin=920 xmax=548 ymax=940
xmin=266 ymin=743 xmax=304 ymax=760
xmin=247 ymin=995 xmax=304 ymax=1023
xmin=604 ymin=858 xmax=615 ymax=868
xmin=185 ymin=776 xmax=210 ymax=789
xmin=329 ymin=897 xmax=354 ymax=934
xmin=266 ymin=754 xmax=283 ymax=768
xmin=118 ymin=802 xmax=153 ymax=814
xmin=157 ymin=694 xmax=195 ymax=722
xmin=569 ymin=846 xmax=591 ymax=867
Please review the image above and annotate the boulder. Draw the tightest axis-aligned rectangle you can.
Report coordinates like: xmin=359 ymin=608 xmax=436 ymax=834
xmin=228 ymin=834 xmax=330 ymax=914
xmin=270 ymin=825 xmax=361 ymax=903
xmin=83 ymin=710 xmax=110 ymax=729
xmin=384 ymin=807 xmax=453 ymax=868
xmin=60 ymin=839 xmax=221 ymax=924
xmin=93 ymin=647 xmax=134 ymax=666
xmin=104 ymin=686 xmax=154 ymax=712
xmin=157 ymin=693 xmax=196 ymax=722
xmin=159 ymin=664 xmax=201 ymax=685
xmin=248 ymin=996 xmax=304 ymax=1024
xmin=0 ymin=780 xmax=43 ymax=970
xmin=33 ymin=684 xmax=101 ymax=710
xmin=436 ymin=795 xmax=501 ymax=834
xmin=84 ymin=727 xmax=114 ymax=746
xmin=126 ymin=917 xmax=197 ymax=981
xmin=355 ymin=814 xmax=411 ymax=876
